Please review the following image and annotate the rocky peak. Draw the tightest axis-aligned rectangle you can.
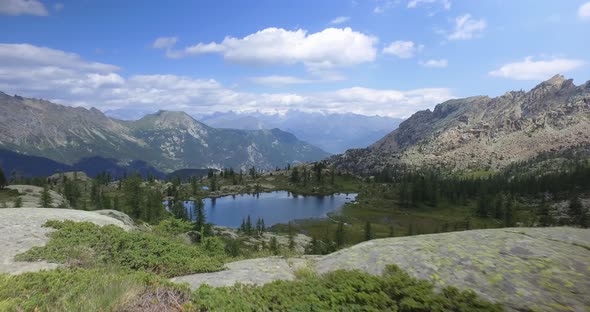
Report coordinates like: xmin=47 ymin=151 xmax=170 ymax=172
xmin=140 ymin=110 xmax=206 ymax=130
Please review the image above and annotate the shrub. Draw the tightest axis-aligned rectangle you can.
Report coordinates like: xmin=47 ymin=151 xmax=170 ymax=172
xmin=16 ymin=220 xmax=225 ymax=277
xmin=192 ymin=264 xmax=502 ymax=312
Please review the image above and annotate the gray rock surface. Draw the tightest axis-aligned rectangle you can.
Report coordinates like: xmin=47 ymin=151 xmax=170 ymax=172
xmin=94 ymin=209 xmax=135 ymax=228
xmin=6 ymin=185 xmax=68 ymax=208
xmin=173 ymin=227 xmax=590 ymax=312
xmin=171 ymin=257 xmax=314 ymax=288
xmin=0 ymin=208 xmax=130 ymax=274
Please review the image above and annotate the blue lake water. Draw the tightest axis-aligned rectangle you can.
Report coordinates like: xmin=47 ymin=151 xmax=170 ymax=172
xmin=174 ymin=191 xmax=357 ymax=228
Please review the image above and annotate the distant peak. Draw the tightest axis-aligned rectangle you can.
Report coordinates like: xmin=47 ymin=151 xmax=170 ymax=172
xmin=545 ymin=74 xmax=565 ymax=86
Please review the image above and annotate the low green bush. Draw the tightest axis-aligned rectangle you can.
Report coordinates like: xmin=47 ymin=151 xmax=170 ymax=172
xmin=0 ymin=268 xmax=142 ymax=312
xmin=16 ymin=220 xmax=225 ymax=277
xmin=193 ymin=264 xmax=502 ymax=312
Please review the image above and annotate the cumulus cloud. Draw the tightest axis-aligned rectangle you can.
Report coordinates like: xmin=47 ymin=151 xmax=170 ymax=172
xmin=0 ymin=43 xmax=453 ymax=118
xmin=330 ymin=16 xmax=350 ymax=24
xmin=488 ymin=57 xmax=585 ymax=80
xmin=152 ymin=37 xmax=178 ymax=49
xmin=579 ymin=2 xmax=590 ymax=20
xmin=382 ymin=41 xmax=423 ymax=59
xmin=407 ymin=0 xmax=451 ymax=10
xmin=165 ymin=27 xmax=378 ymax=71
xmin=420 ymin=59 xmax=448 ymax=68
xmin=0 ymin=0 xmax=47 ymax=16
xmin=447 ymin=14 xmax=486 ymax=40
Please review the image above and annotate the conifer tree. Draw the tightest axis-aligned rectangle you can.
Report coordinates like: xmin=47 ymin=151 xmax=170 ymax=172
xmin=194 ymin=198 xmax=206 ymax=232
xmin=13 ymin=196 xmax=22 ymax=208
xmin=335 ymin=222 xmax=345 ymax=248
xmin=269 ymin=236 xmax=279 ymax=255
xmin=39 ymin=185 xmax=52 ymax=207
xmin=0 ymin=167 xmax=7 ymax=189
xmin=364 ymin=221 xmax=373 ymax=241
xmin=288 ymin=222 xmax=296 ymax=250
xmin=246 ymin=215 xmax=253 ymax=236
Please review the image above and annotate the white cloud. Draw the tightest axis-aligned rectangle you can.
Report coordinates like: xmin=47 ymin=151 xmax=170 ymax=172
xmin=0 ymin=43 xmax=453 ymax=118
xmin=166 ymin=27 xmax=378 ymax=71
xmin=0 ymin=43 xmax=119 ymax=72
xmin=330 ymin=16 xmax=350 ymax=24
xmin=152 ymin=37 xmax=178 ymax=49
xmin=407 ymin=0 xmax=451 ymax=10
xmin=373 ymin=0 xmax=397 ymax=14
xmin=248 ymin=75 xmax=315 ymax=87
xmin=382 ymin=41 xmax=423 ymax=59
xmin=579 ymin=2 xmax=590 ymax=20
xmin=0 ymin=0 xmax=47 ymax=16
xmin=420 ymin=59 xmax=448 ymax=68
xmin=447 ymin=14 xmax=486 ymax=40
xmin=489 ymin=57 xmax=585 ymax=80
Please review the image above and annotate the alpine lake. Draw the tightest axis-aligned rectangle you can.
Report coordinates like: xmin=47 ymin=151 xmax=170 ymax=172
xmin=171 ymin=191 xmax=357 ymax=228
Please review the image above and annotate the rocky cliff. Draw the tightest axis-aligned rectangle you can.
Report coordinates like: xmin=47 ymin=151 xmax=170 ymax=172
xmin=331 ymin=75 xmax=590 ymax=173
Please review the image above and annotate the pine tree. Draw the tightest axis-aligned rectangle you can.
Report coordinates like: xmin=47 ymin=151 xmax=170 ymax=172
xmin=388 ymin=224 xmax=395 ymax=237
xmin=538 ymin=198 xmax=552 ymax=227
xmin=256 ymin=218 xmax=262 ymax=236
xmin=0 ymin=167 xmax=7 ymax=189
xmin=364 ymin=221 xmax=373 ymax=241
xmin=504 ymin=197 xmax=515 ymax=227
xmin=172 ymin=201 xmax=187 ymax=220
xmin=290 ymin=167 xmax=300 ymax=183
xmin=122 ymin=174 xmax=143 ymax=219
xmin=568 ymin=196 xmax=584 ymax=226
xmin=288 ymin=222 xmax=296 ymax=251
xmin=240 ymin=218 xmax=246 ymax=233
xmin=13 ymin=196 xmax=22 ymax=208
xmin=335 ymin=222 xmax=345 ymax=248
xmin=261 ymin=218 xmax=265 ymax=232
xmin=194 ymin=198 xmax=206 ymax=232
xmin=39 ymin=185 xmax=52 ymax=207
xmin=246 ymin=215 xmax=253 ymax=236
xmin=269 ymin=236 xmax=279 ymax=255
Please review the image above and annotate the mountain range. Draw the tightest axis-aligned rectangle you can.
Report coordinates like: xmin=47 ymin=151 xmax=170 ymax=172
xmin=0 ymin=92 xmax=329 ymax=174
xmin=330 ymin=75 xmax=590 ymax=173
xmin=197 ymin=111 xmax=403 ymax=154
xmin=106 ymin=109 xmax=403 ymax=154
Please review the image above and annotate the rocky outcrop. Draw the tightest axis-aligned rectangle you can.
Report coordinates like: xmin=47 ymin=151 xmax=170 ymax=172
xmin=172 ymin=227 xmax=590 ymax=312
xmin=6 ymin=185 xmax=68 ymax=208
xmin=331 ymin=75 xmax=590 ymax=173
xmin=0 ymin=208 xmax=131 ymax=274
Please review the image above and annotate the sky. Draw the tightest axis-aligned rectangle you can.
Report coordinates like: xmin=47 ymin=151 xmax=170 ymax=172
xmin=0 ymin=0 xmax=589 ymax=118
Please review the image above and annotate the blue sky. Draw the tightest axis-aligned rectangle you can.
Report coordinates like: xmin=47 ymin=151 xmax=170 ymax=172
xmin=0 ymin=0 xmax=589 ymax=118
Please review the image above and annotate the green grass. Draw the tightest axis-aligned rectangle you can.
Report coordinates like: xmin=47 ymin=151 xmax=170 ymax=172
xmin=0 ymin=268 xmax=153 ymax=312
xmin=16 ymin=220 xmax=225 ymax=277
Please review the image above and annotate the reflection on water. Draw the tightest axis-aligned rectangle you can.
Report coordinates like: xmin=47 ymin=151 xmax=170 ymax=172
xmin=176 ymin=191 xmax=356 ymax=228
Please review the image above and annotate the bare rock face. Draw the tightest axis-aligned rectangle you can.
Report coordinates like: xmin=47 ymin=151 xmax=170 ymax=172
xmin=331 ymin=75 xmax=590 ymax=173
xmin=172 ymin=227 xmax=590 ymax=312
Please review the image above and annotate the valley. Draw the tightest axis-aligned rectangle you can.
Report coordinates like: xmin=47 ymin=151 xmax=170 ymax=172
xmin=1 ymin=1 xmax=590 ymax=309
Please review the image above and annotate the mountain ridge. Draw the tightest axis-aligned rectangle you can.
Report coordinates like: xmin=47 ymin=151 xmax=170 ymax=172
xmin=330 ymin=75 xmax=590 ymax=173
xmin=0 ymin=93 xmax=329 ymax=172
